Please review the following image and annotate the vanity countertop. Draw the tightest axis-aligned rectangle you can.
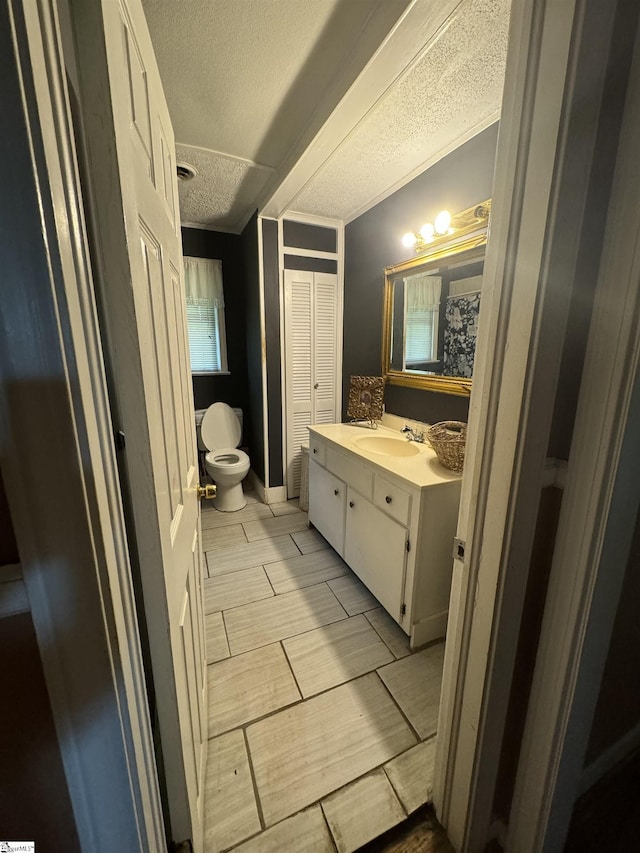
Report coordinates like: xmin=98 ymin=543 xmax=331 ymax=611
xmin=308 ymin=422 xmax=462 ymax=490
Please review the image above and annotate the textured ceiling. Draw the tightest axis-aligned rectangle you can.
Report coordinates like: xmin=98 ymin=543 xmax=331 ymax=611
xmin=143 ymin=0 xmax=510 ymax=231
xmin=292 ymin=0 xmax=510 ymax=222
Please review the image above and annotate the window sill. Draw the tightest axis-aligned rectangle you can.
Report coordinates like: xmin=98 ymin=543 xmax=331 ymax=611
xmin=191 ymin=371 xmax=231 ymax=377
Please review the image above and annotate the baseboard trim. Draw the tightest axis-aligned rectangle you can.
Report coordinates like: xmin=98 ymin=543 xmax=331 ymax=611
xmin=578 ymin=722 xmax=640 ymax=796
xmin=265 ymin=485 xmax=287 ymax=504
xmin=247 ymin=471 xmax=287 ymax=505
xmin=410 ymin=610 xmax=448 ymax=649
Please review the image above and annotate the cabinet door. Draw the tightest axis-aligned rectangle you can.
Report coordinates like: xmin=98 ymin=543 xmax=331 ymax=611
xmin=308 ymin=459 xmax=346 ymax=556
xmin=345 ymin=489 xmax=407 ymax=622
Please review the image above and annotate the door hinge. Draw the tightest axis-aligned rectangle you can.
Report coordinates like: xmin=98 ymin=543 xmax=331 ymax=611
xmin=453 ymin=537 xmax=466 ymax=561
xmin=115 ymin=429 xmax=126 ymax=451
xmin=401 ymin=603 xmax=406 ymax=616
xmin=406 ymin=539 xmax=410 ymax=552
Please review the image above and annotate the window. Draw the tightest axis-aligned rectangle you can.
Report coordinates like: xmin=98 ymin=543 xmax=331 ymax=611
xmin=404 ymin=273 xmax=441 ymax=368
xmin=183 ymin=256 xmax=228 ymax=374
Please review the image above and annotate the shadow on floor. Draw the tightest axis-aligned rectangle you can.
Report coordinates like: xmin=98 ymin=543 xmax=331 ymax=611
xmin=357 ymin=804 xmax=454 ymax=853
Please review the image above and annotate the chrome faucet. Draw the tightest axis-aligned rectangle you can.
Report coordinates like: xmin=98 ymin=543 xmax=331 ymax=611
xmin=401 ymin=424 xmax=425 ymax=443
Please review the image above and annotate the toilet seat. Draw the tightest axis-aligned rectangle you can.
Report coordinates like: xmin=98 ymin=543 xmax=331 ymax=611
xmin=205 ymin=448 xmax=249 ymax=472
xmin=201 ymin=402 xmax=241 ymax=451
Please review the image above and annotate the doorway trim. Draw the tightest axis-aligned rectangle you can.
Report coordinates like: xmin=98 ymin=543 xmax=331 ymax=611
xmin=508 ymin=12 xmax=640 ymax=849
xmin=278 ymin=211 xmax=344 ymax=499
xmin=0 ymin=0 xmax=163 ymax=848
xmin=433 ymin=0 xmax=623 ymax=848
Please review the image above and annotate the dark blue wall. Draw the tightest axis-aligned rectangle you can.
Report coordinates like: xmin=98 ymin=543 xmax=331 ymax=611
xmin=181 ymin=227 xmax=249 ymax=414
xmin=240 ymin=213 xmax=265 ymax=482
xmin=262 ymin=219 xmax=283 ymax=487
xmin=343 ymin=123 xmax=500 ymax=424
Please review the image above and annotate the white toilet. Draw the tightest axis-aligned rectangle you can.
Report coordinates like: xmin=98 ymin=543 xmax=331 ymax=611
xmin=200 ymin=403 xmax=250 ymax=512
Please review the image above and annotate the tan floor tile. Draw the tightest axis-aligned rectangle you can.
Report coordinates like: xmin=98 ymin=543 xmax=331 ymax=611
xmin=265 ymin=549 xmax=349 ymax=594
xmin=230 ymin=805 xmax=333 ymax=852
xmin=225 ymin=584 xmax=347 ymax=656
xmin=201 ymin=502 xmax=272 ymax=531
xmin=204 ymin=566 xmax=273 ymax=614
xmin=322 ymin=770 xmax=406 ymax=853
xmin=201 ymin=523 xmax=247 ymax=552
xmin=206 ymin=611 xmax=230 ymax=664
xmin=269 ymin=499 xmax=304 ymax=517
xmin=243 ymin=513 xmax=309 ymax=542
xmin=291 ymin=528 xmax=331 ymax=554
xmin=208 ymin=643 xmax=300 ymax=737
xmin=204 ymin=730 xmax=260 ymax=852
xmin=283 ymin=615 xmax=393 ymax=697
xmin=328 ymin=574 xmax=379 ymax=616
xmin=384 ymin=737 xmax=436 ymax=814
xmin=377 ymin=643 xmax=445 ymax=739
xmin=246 ymin=673 xmax=417 ymax=826
xmin=206 ymin=535 xmax=299 ymax=577
xmin=365 ymin=607 xmax=411 ymax=659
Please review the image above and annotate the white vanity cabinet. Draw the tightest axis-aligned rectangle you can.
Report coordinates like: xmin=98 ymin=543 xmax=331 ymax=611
xmin=308 ymin=424 xmax=462 ymax=647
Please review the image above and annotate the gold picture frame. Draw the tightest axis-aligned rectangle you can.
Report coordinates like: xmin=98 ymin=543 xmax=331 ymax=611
xmin=346 ymin=375 xmax=385 ymax=423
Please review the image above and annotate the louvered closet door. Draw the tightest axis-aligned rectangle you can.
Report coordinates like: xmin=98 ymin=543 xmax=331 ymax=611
xmin=284 ymin=269 xmax=338 ymax=498
xmin=313 ymin=272 xmax=338 ymax=426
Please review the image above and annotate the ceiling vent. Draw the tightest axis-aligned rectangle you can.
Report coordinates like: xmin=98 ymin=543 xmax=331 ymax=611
xmin=176 ymin=161 xmax=197 ymax=182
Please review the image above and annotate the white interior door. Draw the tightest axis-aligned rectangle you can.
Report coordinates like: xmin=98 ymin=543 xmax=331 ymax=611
xmin=284 ymin=269 xmax=338 ymax=497
xmin=72 ymin=0 xmax=207 ymax=848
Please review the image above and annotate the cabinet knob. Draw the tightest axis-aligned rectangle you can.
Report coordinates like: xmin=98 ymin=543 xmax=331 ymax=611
xmin=385 ymin=495 xmax=392 ymax=504
xmin=314 ymin=382 xmax=319 ymax=389
xmin=349 ymin=500 xmax=354 ymax=508
xmin=334 ymin=489 xmax=339 ymax=496
xmin=313 ymin=448 xmax=317 ymax=454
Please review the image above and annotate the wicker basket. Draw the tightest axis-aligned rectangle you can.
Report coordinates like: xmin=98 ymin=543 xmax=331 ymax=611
xmin=427 ymin=421 xmax=467 ymax=472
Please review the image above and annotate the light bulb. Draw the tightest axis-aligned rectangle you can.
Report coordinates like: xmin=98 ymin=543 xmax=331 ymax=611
xmin=419 ymin=223 xmax=435 ymax=241
xmin=434 ymin=210 xmax=452 ymax=235
xmin=402 ymin=232 xmax=417 ymax=248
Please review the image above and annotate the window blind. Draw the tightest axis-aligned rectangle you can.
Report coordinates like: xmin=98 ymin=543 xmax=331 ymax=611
xmin=183 ymin=257 xmax=227 ymax=373
xmin=404 ymin=273 xmax=441 ymax=367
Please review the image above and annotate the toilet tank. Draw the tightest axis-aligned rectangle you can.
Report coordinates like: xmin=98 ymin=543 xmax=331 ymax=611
xmin=195 ymin=407 xmax=243 ymax=451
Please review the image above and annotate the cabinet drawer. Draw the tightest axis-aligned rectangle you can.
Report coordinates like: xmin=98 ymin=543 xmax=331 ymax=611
xmin=326 ymin=446 xmax=373 ymax=499
xmin=374 ymin=476 xmax=412 ymax=525
xmin=309 ymin=437 xmax=326 ymax=467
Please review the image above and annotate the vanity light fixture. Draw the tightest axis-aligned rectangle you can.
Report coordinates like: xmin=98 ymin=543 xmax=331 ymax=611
xmin=401 ymin=201 xmax=491 ymax=255
xmin=402 ymin=210 xmax=451 ymax=250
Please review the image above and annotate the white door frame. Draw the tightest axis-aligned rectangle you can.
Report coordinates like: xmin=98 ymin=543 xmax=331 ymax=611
xmin=277 ymin=211 xmax=344 ymax=499
xmin=434 ymin=1 xmax=623 ymax=848
xmin=0 ymin=0 xmax=163 ymax=849
xmin=508 ymin=13 xmax=640 ymax=851
xmin=4 ymin=1 xmax=632 ymax=851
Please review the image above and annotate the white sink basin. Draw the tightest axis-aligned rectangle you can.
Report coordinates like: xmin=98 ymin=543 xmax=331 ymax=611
xmin=354 ymin=435 xmax=421 ymax=457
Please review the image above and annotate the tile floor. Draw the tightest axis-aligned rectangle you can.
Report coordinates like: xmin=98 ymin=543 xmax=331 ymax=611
xmin=202 ymin=492 xmax=443 ymax=853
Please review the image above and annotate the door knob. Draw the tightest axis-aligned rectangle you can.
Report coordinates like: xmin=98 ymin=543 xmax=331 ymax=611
xmin=197 ymin=483 xmax=217 ymax=500
xmin=314 ymin=382 xmax=319 ymax=389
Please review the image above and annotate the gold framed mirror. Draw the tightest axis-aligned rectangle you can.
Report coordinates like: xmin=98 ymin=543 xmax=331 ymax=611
xmin=382 ymin=200 xmax=491 ymax=396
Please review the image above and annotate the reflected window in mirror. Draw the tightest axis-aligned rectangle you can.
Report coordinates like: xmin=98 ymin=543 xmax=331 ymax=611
xmin=382 ymin=200 xmax=490 ymax=396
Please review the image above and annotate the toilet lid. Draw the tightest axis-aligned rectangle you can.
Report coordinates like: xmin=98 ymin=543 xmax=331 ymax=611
xmin=200 ymin=403 xmax=241 ymax=451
